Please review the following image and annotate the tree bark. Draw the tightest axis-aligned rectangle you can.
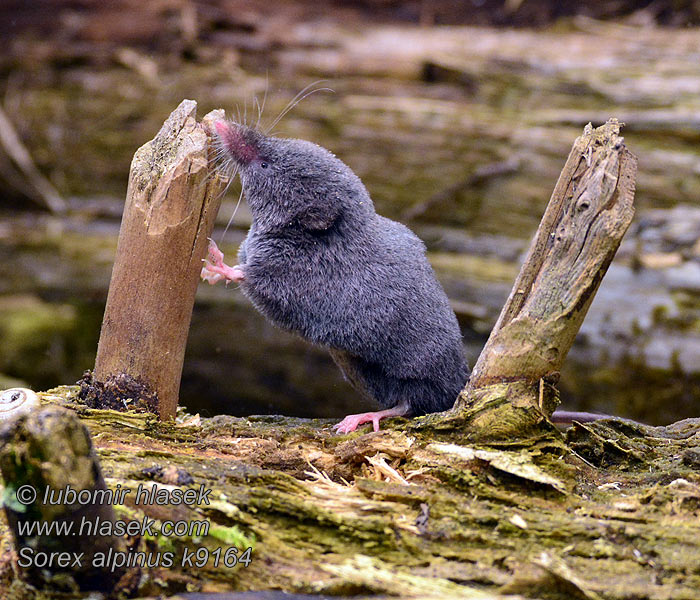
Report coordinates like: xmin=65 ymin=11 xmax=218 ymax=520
xmin=94 ymin=100 xmax=228 ymax=420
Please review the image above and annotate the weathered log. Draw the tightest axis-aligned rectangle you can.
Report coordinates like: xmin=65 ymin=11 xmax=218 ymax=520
xmin=442 ymin=119 xmax=636 ymax=439
xmin=94 ymin=100 xmax=228 ymax=420
xmin=0 ymin=406 xmax=125 ymax=592
xmin=3 ymin=387 xmax=700 ymax=599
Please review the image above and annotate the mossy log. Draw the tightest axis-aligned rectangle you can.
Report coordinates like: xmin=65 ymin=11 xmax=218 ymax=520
xmin=1 ymin=388 xmax=700 ymax=599
xmin=3 ymin=112 xmax=696 ymax=600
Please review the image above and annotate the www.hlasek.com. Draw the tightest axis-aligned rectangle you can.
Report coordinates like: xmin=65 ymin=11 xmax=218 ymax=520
xmin=13 ymin=483 xmax=253 ymax=571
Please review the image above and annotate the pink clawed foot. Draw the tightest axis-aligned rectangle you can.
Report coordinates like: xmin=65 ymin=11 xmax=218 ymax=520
xmin=201 ymin=239 xmax=245 ymax=285
xmin=332 ymin=402 xmax=411 ymax=434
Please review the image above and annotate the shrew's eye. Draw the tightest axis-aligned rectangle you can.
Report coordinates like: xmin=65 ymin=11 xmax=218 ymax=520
xmin=260 ymin=161 xmax=269 ymax=169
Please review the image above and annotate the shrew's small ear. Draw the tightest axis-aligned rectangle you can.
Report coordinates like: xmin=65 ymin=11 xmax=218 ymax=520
xmin=300 ymin=200 xmax=341 ymax=231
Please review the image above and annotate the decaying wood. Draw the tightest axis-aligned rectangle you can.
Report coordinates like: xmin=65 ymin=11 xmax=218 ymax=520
xmin=0 ymin=406 xmax=125 ymax=592
xmin=470 ymin=118 xmax=636 ymax=386
xmin=94 ymin=100 xmax=228 ymax=419
xmin=439 ymin=119 xmax=636 ymax=439
xmin=3 ymin=388 xmax=700 ymax=599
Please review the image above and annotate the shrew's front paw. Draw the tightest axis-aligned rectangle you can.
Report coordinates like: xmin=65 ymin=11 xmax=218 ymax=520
xmin=201 ymin=239 xmax=246 ymax=285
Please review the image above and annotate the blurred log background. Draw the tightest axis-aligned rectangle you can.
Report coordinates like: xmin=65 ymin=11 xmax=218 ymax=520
xmin=1 ymin=0 xmax=699 ymax=424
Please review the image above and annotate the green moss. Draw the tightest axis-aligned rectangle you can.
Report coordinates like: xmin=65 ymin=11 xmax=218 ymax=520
xmin=208 ymin=524 xmax=256 ymax=549
xmin=1 ymin=388 xmax=699 ymax=598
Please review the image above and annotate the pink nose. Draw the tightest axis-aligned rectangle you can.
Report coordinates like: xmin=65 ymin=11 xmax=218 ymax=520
xmin=214 ymin=120 xmax=229 ymax=136
xmin=213 ymin=120 xmax=257 ymax=165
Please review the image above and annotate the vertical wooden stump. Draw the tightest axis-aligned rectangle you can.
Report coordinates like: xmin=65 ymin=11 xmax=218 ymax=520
xmin=423 ymin=120 xmax=637 ymax=439
xmin=94 ymin=100 xmax=228 ymax=419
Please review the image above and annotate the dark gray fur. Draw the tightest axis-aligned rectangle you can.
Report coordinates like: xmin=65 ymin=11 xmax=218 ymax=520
xmin=220 ymin=123 xmax=469 ymax=416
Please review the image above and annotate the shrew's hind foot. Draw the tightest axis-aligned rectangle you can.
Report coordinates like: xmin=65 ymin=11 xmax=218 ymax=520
xmin=332 ymin=401 xmax=411 ymax=433
xmin=201 ymin=239 xmax=245 ymax=285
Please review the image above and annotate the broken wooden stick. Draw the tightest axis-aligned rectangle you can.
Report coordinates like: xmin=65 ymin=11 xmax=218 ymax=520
xmin=94 ymin=100 xmax=228 ymax=420
xmin=433 ymin=119 xmax=637 ymax=438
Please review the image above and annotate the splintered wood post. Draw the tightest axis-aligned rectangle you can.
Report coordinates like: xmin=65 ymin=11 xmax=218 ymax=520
xmin=94 ymin=100 xmax=228 ymax=420
xmin=451 ymin=119 xmax=637 ymax=438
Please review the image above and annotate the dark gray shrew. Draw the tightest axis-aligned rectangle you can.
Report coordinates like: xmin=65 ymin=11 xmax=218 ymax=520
xmin=202 ymin=120 xmax=470 ymax=432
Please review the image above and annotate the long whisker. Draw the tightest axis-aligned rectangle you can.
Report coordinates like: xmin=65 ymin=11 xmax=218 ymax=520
xmin=264 ymin=81 xmax=334 ymax=134
xmin=270 ymin=81 xmax=323 ymax=126
xmin=254 ymin=96 xmax=261 ymax=130
xmin=255 ymin=72 xmax=269 ymax=131
xmin=198 ymin=140 xmax=236 ymax=187
xmin=196 ymin=156 xmax=226 ymax=188
xmin=197 ymin=153 xmax=237 ymax=196
xmin=217 ymin=171 xmax=236 ymax=200
xmin=202 ymin=117 xmax=244 ymax=243
xmin=198 ymin=117 xmax=243 ymax=187
xmin=220 ymin=173 xmax=244 ymax=243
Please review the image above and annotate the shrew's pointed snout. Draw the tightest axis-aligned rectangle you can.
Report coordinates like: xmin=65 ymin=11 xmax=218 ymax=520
xmin=214 ymin=120 xmax=229 ymax=137
xmin=214 ymin=120 xmax=260 ymax=166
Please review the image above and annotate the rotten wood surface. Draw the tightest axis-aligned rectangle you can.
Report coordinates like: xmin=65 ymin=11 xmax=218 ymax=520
xmin=2 ymin=387 xmax=700 ymax=599
xmin=94 ymin=100 xmax=228 ymax=420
